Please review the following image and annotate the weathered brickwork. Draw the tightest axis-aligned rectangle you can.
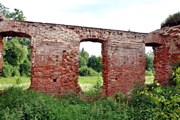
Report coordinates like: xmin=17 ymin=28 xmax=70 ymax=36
xmin=0 ymin=36 xmax=3 ymax=75
xmin=146 ymin=25 xmax=180 ymax=85
xmin=0 ymin=15 xmax=179 ymax=96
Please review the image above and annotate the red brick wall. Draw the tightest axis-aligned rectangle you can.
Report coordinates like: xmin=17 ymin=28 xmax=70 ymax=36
xmin=146 ymin=25 xmax=180 ymax=85
xmin=0 ymin=37 xmax=3 ymax=75
xmin=0 ymin=19 xmax=148 ymax=95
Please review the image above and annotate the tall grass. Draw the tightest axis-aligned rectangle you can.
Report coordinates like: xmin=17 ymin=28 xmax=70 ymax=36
xmin=0 ymin=86 xmax=179 ymax=120
xmin=0 ymin=76 xmax=30 ymax=90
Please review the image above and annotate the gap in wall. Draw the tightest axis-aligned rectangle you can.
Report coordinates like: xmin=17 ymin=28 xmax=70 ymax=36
xmin=78 ymin=41 xmax=103 ymax=93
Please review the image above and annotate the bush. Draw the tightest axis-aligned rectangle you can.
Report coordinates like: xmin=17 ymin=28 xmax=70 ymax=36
xmin=145 ymin=70 xmax=154 ymax=76
xmin=161 ymin=12 xmax=180 ymax=28
xmin=169 ymin=61 xmax=180 ymax=86
xmin=19 ymin=60 xmax=31 ymax=76
xmin=0 ymin=86 xmax=179 ymax=120
xmin=0 ymin=88 xmax=61 ymax=120
xmin=79 ymin=66 xmax=98 ymax=76
xmin=12 ymin=67 xmax=20 ymax=76
xmin=2 ymin=62 xmax=13 ymax=77
xmin=130 ymin=84 xmax=180 ymax=119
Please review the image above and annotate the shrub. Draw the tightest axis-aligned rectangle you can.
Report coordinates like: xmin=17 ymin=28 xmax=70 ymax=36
xmin=0 ymin=86 xmax=179 ymax=120
xmin=19 ymin=60 xmax=31 ymax=76
xmin=79 ymin=66 xmax=98 ymax=76
xmin=161 ymin=12 xmax=180 ymax=28
xmin=169 ymin=61 xmax=180 ymax=87
xmin=12 ymin=67 xmax=20 ymax=76
xmin=130 ymin=84 xmax=180 ymax=119
xmin=0 ymin=88 xmax=61 ymax=120
xmin=2 ymin=62 xmax=13 ymax=77
xmin=145 ymin=70 xmax=154 ymax=76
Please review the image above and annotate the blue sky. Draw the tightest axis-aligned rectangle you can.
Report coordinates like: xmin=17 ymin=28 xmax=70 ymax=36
xmin=0 ymin=0 xmax=180 ymax=56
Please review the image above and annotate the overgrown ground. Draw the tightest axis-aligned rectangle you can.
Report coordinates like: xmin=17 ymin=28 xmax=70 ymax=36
xmin=0 ymin=76 xmax=179 ymax=119
xmin=0 ymin=77 xmax=30 ymax=90
xmin=0 ymin=85 xmax=179 ymax=120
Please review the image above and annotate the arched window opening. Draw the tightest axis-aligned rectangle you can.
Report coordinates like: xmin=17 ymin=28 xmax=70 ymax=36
xmin=145 ymin=42 xmax=162 ymax=84
xmin=0 ymin=35 xmax=31 ymax=90
xmin=78 ymin=41 xmax=103 ymax=94
xmin=145 ymin=46 xmax=154 ymax=84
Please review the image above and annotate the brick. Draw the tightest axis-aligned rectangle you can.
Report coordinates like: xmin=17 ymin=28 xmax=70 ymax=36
xmin=0 ymin=18 xmax=179 ymax=96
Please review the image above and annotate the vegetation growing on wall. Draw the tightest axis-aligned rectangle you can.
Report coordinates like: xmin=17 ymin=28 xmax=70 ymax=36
xmin=161 ymin=11 xmax=180 ymax=28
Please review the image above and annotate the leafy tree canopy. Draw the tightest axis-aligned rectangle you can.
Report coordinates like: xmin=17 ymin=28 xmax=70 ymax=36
xmin=0 ymin=3 xmax=25 ymax=21
xmin=0 ymin=3 xmax=30 ymax=77
xmin=146 ymin=52 xmax=154 ymax=71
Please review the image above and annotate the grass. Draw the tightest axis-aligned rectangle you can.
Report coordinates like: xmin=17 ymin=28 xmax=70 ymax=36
xmin=0 ymin=76 xmax=30 ymax=90
xmin=0 ymin=75 xmax=154 ymax=91
xmin=0 ymin=86 xmax=179 ymax=120
xmin=145 ymin=76 xmax=154 ymax=84
xmin=78 ymin=76 xmax=102 ymax=92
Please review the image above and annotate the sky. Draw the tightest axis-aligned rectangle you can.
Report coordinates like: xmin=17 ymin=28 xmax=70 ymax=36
xmin=0 ymin=0 xmax=180 ymax=56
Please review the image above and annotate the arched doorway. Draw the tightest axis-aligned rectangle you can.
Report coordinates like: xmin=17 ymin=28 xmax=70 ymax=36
xmin=145 ymin=42 xmax=162 ymax=84
xmin=0 ymin=31 xmax=32 ymax=90
xmin=78 ymin=38 xmax=106 ymax=95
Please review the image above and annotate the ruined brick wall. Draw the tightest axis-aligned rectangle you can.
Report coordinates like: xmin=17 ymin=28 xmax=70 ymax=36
xmin=0 ymin=18 xmax=146 ymax=95
xmin=146 ymin=25 xmax=180 ymax=85
xmin=0 ymin=36 xmax=3 ymax=75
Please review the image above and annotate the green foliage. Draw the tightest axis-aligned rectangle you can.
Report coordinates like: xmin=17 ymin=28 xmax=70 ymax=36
xmin=146 ymin=52 xmax=154 ymax=71
xmin=161 ymin=11 xmax=180 ymax=28
xmin=131 ymin=84 xmax=180 ymax=119
xmin=145 ymin=70 xmax=154 ymax=76
xmin=84 ymin=79 xmax=102 ymax=96
xmin=0 ymin=3 xmax=25 ymax=21
xmin=3 ymin=38 xmax=28 ymax=66
xmin=0 ymin=88 xmax=61 ymax=120
xmin=19 ymin=60 xmax=31 ymax=76
xmin=0 ymin=77 xmax=30 ymax=90
xmin=79 ymin=56 xmax=87 ymax=67
xmin=169 ymin=61 xmax=180 ymax=86
xmin=6 ymin=9 xmax=25 ymax=21
xmin=2 ymin=38 xmax=30 ymax=77
xmin=0 ymin=86 xmax=179 ymax=120
xmin=0 ymin=3 xmax=9 ymax=17
xmin=0 ymin=4 xmax=30 ymax=77
xmin=15 ymin=78 xmax=22 ymax=85
xmin=79 ymin=48 xmax=102 ymax=75
xmin=88 ymin=55 xmax=102 ymax=73
xmin=80 ymin=48 xmax=89 ymax=63
xmin=79 ymin=66 xmax=98 ymax=76
xmin=12 ymin=66 xmax=20 ymax=76
xmin=2 ymin=62 xmax=13 ymax=77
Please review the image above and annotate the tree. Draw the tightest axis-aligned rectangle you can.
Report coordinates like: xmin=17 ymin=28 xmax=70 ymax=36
xmin=79 ymin=56 xmax=87 ymax=67
xmin=146 ymin=52 xmax=154 ymax=71
xmin=0 ymin=3 xmax=25 ymax=21
xmin=79 ymin=66 xmax=98 ymax=76
xmin=88 ymin=55 xmax=102 ymax=73
xmin=3 ymin=38 xmax=28 ymax=66
xmin=6 ymin=9 xmax=25 ymax=21
xmin=80 ymin=48 xmax=89 ymax=63
xmin=0 ymin=3 xmax=9 ymax=17
xmin=0 ymin=3 xmax=30 ymax=77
